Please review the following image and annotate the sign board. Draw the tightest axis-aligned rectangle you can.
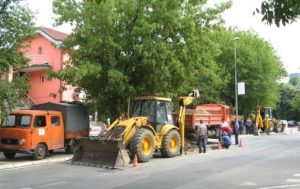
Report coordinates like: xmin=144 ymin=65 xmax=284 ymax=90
xmin=38 ymin=128 xmax=45 ymax=136
xmin=238 ymin=82 xmax=245 ymax=95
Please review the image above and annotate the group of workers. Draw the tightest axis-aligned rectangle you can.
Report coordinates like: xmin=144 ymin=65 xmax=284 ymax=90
xmin=195 ymin=118 xmax=251 ymax=153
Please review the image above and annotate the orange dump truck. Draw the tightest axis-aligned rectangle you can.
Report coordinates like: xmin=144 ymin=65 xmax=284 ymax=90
xmin=0 ymin=102 xmax=89 ymax=160
xmin=174 ymin=104 xmax=231 ymax=140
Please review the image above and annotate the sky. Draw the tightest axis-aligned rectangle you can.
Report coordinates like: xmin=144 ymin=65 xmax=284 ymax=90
xmin=25 ymin=0 xmax=300 ymax=74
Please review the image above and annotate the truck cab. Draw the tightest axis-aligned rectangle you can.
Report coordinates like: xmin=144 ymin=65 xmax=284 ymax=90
xmin=0 ymin=110 xmax=65 ymax=160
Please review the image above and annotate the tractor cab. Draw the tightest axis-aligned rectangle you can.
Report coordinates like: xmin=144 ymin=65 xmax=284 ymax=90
xmin=131 ymin=96 xmax=174 ymax=131
xmin=259 ymin=107 xmax=273 ymax=120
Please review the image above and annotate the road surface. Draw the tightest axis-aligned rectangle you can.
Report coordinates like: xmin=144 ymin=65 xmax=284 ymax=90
xmin=1 ymin=130 xmax=299 ymax=189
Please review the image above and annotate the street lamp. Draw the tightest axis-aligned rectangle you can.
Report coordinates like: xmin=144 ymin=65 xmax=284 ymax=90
xmin=233 ymin=37 xmax=239 ymax=122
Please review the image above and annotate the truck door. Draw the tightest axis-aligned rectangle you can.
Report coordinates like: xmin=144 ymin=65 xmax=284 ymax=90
xmin=49 ymin=115 xmax=64 ymax=150
xmin=31 ymin=115 xmax=48 ymax=149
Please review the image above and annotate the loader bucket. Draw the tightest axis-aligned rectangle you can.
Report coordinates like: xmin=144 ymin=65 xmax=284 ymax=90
xmin=72 ymin=137 xmax=130 ymax=169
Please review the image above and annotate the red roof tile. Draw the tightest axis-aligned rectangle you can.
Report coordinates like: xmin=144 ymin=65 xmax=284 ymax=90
xmin=39 ymin=26 xmax=69 ymax=41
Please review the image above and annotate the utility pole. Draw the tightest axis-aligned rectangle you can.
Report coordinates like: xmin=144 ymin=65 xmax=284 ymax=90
xmin=234 ymin=37 xmax=239 ymax=121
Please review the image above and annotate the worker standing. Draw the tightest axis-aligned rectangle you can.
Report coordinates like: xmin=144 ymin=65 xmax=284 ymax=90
xmin=246 ymin=118 xmax=252 ymax=134
xmin=195 ymin=120 xmax=208 ymax=153
xmin=239 ymin=118 xmax=244 ymax=134
xmin=234 ymin=119 xmax=240 ymax=145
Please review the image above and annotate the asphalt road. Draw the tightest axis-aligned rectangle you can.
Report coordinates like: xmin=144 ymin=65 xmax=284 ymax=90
xmin=1 ymin=130 xmax=300 ymax=189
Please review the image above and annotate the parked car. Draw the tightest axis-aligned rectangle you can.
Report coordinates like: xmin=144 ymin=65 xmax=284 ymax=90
xmin=89 ymin=121 xmax=106 ymax=137
xmin=288 ymin=120 xmax=296 ymax=127
xmin=280 ymin=120 xmax=288 ymax=129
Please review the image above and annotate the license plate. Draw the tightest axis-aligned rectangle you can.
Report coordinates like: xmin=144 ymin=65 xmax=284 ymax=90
xmin=4 ymin=145 xmax=16 ymax=149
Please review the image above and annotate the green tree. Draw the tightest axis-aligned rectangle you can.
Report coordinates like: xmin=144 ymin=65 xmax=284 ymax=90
xmin=53 ymin=0 xmax=231 ymax=118
xmin=210 ymin=29 xmax=286 ymax=116
xmin=276 ymin=83 xmax=296 ymax=119
xmin=258 ymin=0 xmax=300 ymax=26
xmin=275 ymin=77 xmax=300 ymax=120
xmin=0 ymin=0 xmax=36 ymax=118
xmin=290 ymin=77 xmax=300 ymax=120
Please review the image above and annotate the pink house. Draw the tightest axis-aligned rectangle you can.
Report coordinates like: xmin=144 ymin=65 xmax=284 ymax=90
xmin=15 ymin=27 xmax=77 ymax=106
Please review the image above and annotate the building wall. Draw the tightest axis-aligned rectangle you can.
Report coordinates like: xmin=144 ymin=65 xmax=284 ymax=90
xmin=27 ymin=35 xmax=62 ymax=104
xmin=61 ymin=53 xmax=77 ymax=102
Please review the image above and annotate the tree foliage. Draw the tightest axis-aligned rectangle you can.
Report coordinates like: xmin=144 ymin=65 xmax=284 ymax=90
xmin=0 ymin=0 xmax=36 ymax=118
xmin=258 ymin=0 xmax=300 ymax=27
xmin=276 ymin=77 xmax=300 ymax=120
xmin=53 ymin=0 xmax=231 ymax=118
xmin=210 ymin=29 xmax=286 ymax=116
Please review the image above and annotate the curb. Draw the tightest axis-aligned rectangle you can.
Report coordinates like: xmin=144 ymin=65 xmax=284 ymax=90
xmin=0 ymin=156 xmax=72 ymax=171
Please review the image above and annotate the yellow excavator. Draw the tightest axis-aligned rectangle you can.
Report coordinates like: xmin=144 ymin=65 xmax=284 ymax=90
xmin=72 ymin=90 xmax=199 ymax=168
xmin=254 ymin=106 xmax=283 ymax=135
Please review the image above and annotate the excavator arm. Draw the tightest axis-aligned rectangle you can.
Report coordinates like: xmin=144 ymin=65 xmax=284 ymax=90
xmin=178 ymin=90 xmax=200 ymax=154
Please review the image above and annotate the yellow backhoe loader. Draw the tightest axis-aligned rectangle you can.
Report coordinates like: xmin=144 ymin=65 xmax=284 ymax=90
xmin=72 ymin=90 xmax=199 ymax=168
xmin=254 ymin=106 xmax=283 ymax=135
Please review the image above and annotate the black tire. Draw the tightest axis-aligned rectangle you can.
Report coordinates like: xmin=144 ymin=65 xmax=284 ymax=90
xmin=3 ymin=152 xmax=16 ymax=159
xmin=65 ymin=139 xmax=77 ymax=154
xmin=33 ymin=143 xmax=47 ymax=160
xmin=47 ymin=150 xmax=54 ymax=156
xmin=161 ymin=130 xmax=181 ymax=158
xmin=131 ymin=128 xmax=155 ymax=163
xmin=65 ymin=145 xmax=75 ymax=154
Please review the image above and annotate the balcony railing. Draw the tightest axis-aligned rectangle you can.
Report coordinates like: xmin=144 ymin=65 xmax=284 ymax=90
xmin=15 ymin=55 xmax=53 ymax=73
xmin=30 ymin=55 xmax=53 ymax=66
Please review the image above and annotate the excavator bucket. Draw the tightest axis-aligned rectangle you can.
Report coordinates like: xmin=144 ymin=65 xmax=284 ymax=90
xmin=72 ymin=137 xmax=130 ymax=169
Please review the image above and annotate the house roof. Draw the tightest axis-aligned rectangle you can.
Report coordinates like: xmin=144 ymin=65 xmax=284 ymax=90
xmin=38 ymin=26 xmax=69 ymax=46
xmin=39 ymin=26 xmax=69 ymax=41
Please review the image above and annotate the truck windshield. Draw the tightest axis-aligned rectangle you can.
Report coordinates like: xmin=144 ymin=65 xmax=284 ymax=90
xmin=1 ymin=114 xmax=32 ymax=128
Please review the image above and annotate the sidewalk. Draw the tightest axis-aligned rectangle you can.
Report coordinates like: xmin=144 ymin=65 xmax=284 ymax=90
xmin=0 ymin=151 xmax=72 ymax=171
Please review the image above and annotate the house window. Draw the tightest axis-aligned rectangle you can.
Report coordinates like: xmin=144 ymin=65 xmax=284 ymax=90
xmin=40 ymin=74 xmax=45 ymax=83
xmin=38 ymin=47 xmax=42 ymax=55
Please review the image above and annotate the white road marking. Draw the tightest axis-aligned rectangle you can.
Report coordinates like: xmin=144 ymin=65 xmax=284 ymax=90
xmin=293 ymin=174 xmax=300 ymax=177
xmin=39 ymin=181 xmax=65 ymax=188
xmin=286 ymin=179 xmax=300 ymax=182
xmin=258 ymin=184 xmax=300 ymax=189
xmin=240 ymin=182 xmax=257 ymax=186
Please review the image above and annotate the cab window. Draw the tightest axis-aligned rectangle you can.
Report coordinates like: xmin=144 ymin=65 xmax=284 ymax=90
xmin=51 ymin=116 xmax=60 ymax=126
xmin=34 ymin=116 xmax=46 ymax=127
xmin=156 ymin=101 xmax=167 ymax=124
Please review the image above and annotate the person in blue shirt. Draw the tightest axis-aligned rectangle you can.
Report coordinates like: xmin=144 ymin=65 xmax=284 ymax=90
xmin=222 ymin=134 xmax=231 ymax=149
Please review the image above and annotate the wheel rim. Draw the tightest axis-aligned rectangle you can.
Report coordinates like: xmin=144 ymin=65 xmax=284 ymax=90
xmin=141 ymin=136 xmax=153 ymax=155
xmin=37 ymin=146 xmax=45 ymax=158
xmin=169 ymin=135 xmax=178 ymax=152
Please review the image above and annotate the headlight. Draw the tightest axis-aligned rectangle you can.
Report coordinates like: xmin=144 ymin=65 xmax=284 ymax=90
xmin=19 ymin=138 xmax=26 ymax=145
